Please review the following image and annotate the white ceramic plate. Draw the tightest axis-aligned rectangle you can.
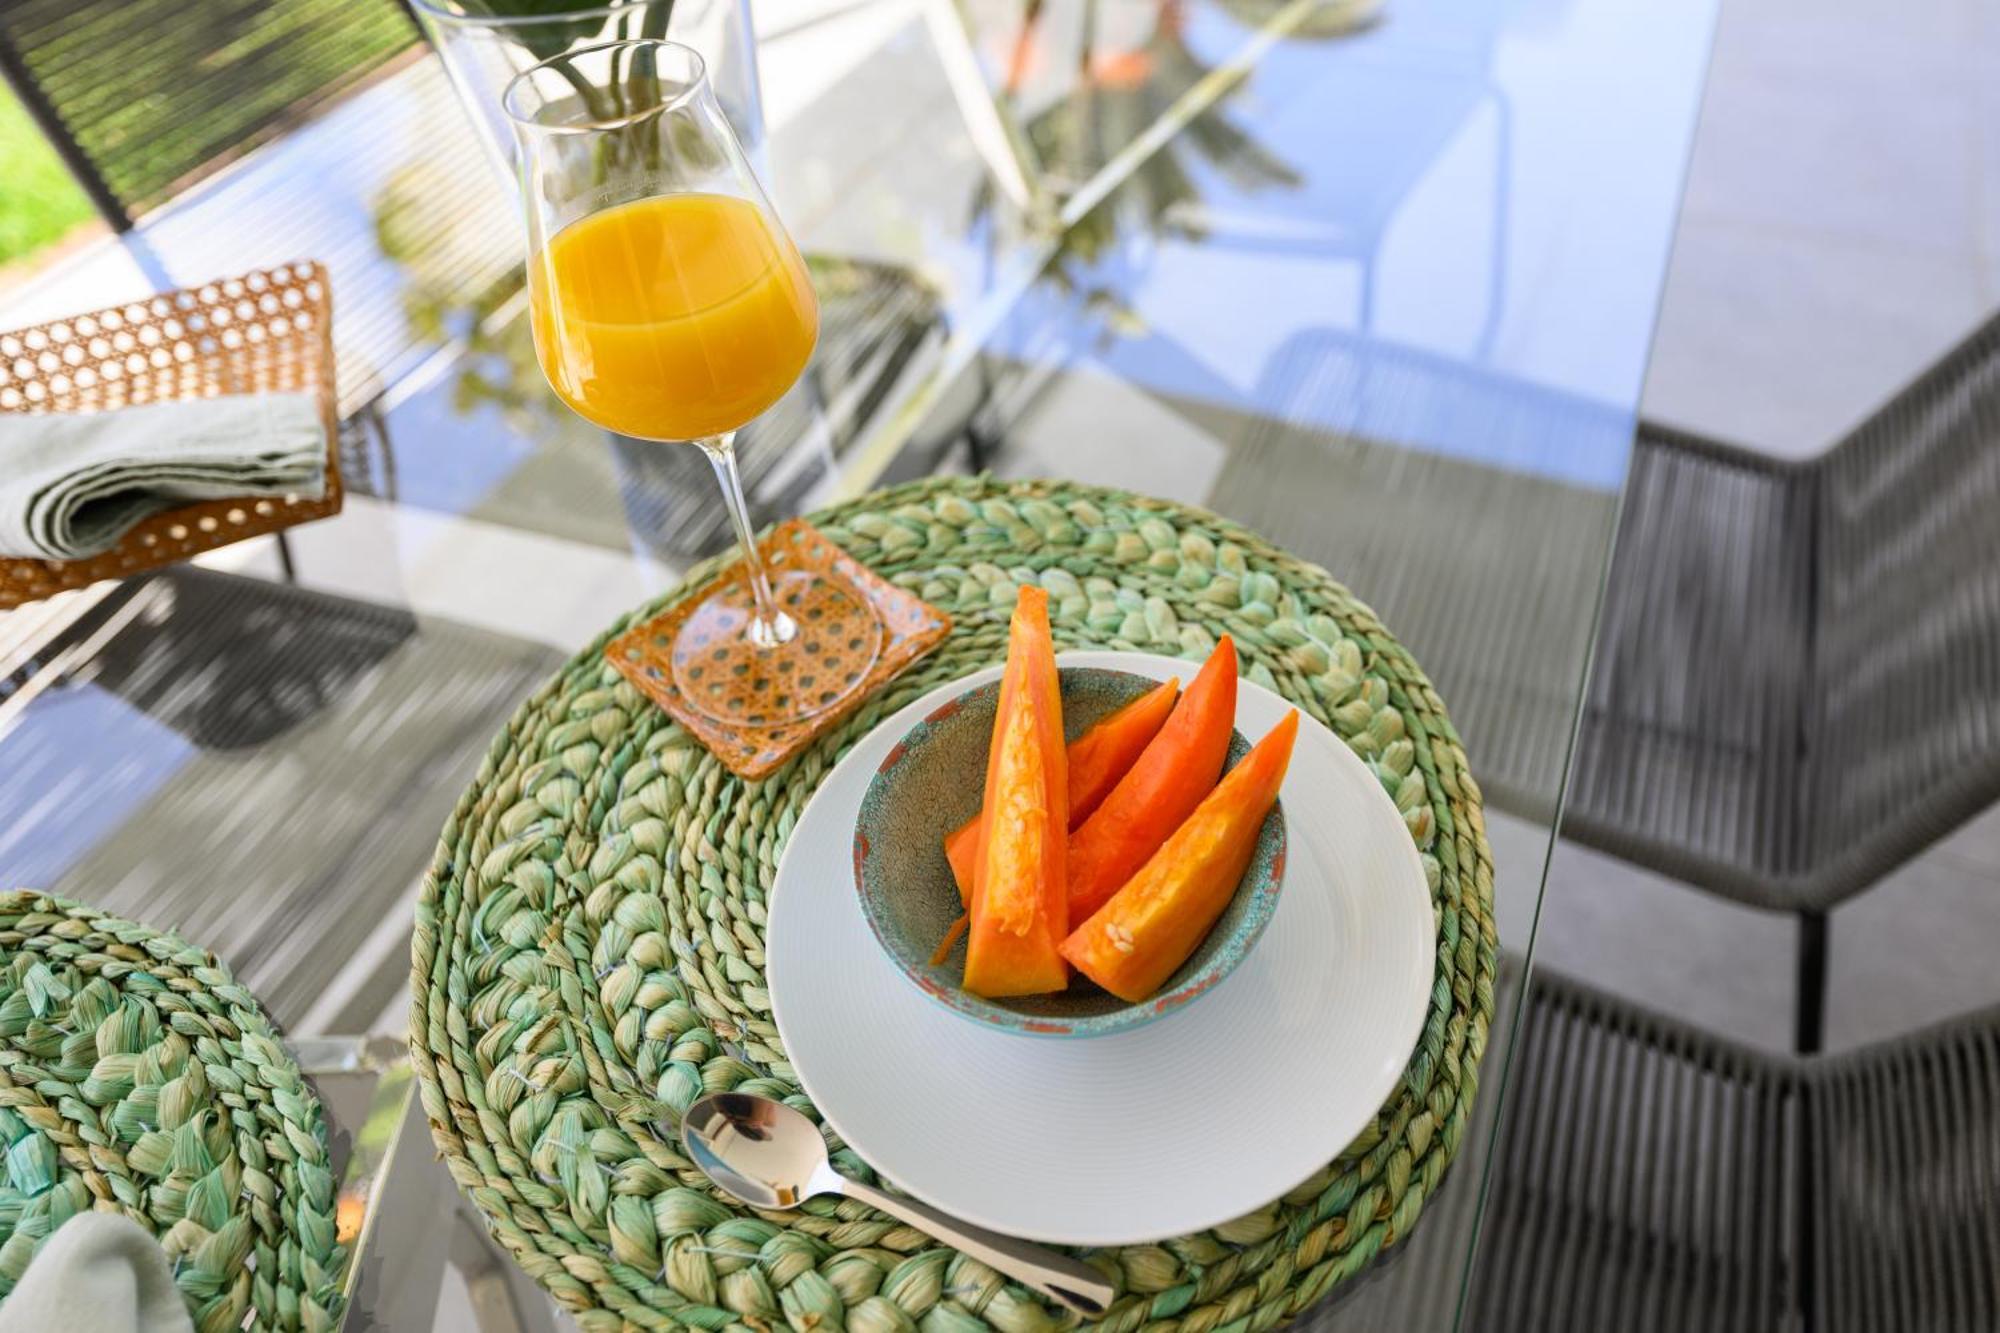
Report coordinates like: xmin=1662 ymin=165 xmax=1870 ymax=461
xmin=766 ymin=651 xmax=1435 ymax=1246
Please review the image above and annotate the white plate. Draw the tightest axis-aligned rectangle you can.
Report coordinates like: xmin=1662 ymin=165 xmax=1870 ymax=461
xmin=766 ymin=651 xmax=1435 ymax=1246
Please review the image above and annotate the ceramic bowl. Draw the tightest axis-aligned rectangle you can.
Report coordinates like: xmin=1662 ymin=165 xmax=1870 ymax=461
xmin=852 ymin=666 xmax=1286 ymax=1037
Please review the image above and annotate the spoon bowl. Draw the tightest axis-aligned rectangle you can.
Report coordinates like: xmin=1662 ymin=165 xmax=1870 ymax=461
xmin=681 ymin=1092 xmax=834 ymax=1209
xmin=681 ymin=1091 xmax=1115 ymax=1314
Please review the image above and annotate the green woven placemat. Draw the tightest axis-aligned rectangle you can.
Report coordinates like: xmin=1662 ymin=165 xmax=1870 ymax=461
xmin=0 ymin=890 xmax=347 ymax=1332
xmin=411 ymin=477 xmax=1496 ymax=1332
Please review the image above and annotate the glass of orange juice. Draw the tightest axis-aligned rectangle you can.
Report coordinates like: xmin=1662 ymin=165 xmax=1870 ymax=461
xmin=505 ymin=39 xmax=881 ymax=726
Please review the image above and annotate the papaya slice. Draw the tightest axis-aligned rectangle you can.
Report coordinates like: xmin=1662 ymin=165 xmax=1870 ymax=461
xmin=1062 ymin=710 xmax=1298 ymax=1002
xmin=943 ymin=675 xmax=1178 ymax=903
xmin=1065 ymin=636 xmax=1238 ymax=921
xmin=963 ymin=585 xmax=1070 ymax=997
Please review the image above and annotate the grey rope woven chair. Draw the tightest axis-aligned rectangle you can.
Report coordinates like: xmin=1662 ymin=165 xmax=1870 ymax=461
xmin=0 ymin=566 xmax=562 ymax=1026
xmin=1462 ymin=965 xmax=2000 ymax=1333
xmin=1567 ymin=309 xmax=2000 ymax=1049
xmin=1207 ymin=328 xmax=1629 ymax=825
xmin=27 ymin=565 xmax=416 ymax=751
xmin=1214 ymin=313 xmax=2000 ymax=1052
xmin=1454 ymin=316 xmax=2000 ymax=1329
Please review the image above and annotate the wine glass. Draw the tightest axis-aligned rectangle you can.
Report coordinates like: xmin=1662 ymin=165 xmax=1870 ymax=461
xmin=504 ymin=39 xmax=881 ymax=726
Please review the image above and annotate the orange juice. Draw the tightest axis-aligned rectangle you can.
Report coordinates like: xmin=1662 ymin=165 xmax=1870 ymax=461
xmin=528 ymin=192 xmax=818 ymax=440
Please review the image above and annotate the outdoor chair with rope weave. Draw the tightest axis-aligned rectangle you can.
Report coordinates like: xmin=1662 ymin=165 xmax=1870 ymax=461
xmin=1462 ymin=966 xmax=2000 ymax=1333
xmin=1214 ymin=312 xmax=2000 ymax=1053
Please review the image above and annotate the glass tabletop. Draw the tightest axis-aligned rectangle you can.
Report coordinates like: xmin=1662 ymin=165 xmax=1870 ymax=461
xmin=0 ymin=0 xmax=1716 ymax=1325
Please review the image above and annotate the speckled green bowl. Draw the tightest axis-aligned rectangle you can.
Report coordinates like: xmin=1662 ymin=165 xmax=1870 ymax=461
xmin=853 ymin=666 xmax=1286 ymax=1038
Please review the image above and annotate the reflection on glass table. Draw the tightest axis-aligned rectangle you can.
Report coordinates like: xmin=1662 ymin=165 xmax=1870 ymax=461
xmin=299 ymin=1036 xmax=558 ymax=1331
xmin=798 ymin=0 xmax=1717 ymax=1327
xmin=0 ymin=0 xmax=1718 ymax=1327
xmin=361 ymin=233 xmax=946 ymax=563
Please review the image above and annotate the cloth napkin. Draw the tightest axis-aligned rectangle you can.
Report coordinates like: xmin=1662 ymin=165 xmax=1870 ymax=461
xmin=0 ymin=392 xmax=327 ymax=562
xmin=0 ymin=1213 xmax=193 ymax=1333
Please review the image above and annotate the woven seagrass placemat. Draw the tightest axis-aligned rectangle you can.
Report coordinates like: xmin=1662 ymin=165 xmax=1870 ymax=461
xmin=411 ymin=476 xmax=1495 ymax=1332
xmin=0 ymin=890 xmax=347 ymax=1330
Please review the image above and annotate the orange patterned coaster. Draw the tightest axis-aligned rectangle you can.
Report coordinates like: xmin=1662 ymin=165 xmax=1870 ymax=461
xmin=607 ymin=520 xmax=952 ymax=779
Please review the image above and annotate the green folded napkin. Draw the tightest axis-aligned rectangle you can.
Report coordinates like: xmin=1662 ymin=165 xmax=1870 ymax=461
xmin=0 ymin=392 xmax=326 ymax=561
xmin=0 ymin=1213 xmax=192 ymax=1333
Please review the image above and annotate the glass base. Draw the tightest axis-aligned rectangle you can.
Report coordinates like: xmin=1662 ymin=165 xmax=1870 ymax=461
xmin=671 ymin=568 xmax=884 ymax=726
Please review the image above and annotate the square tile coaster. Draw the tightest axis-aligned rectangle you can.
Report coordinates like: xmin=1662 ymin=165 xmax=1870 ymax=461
xmin=606 ymin=519 xmax=951 ymax=779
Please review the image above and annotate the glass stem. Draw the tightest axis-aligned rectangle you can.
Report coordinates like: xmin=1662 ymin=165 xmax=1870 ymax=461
xmin=701 ymin=433 xmax=795 ymax=649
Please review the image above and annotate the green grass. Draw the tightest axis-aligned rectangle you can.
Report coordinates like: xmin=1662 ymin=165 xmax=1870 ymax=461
xmin=46 ymin=0 xmax=417 ymax=209
xmin=0 ymin=0 xmax=416 ymax=256
xmin=0 ymin=86 xmax=93 ymax=267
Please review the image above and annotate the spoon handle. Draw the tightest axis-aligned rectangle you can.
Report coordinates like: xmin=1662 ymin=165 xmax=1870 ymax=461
xmin=837 ymin=1177 xmax=1116 ymax=1315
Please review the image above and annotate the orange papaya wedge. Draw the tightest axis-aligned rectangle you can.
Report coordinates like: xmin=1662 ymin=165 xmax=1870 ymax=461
xmin=1061 ymin=710 xmax=1298 ymax=1001
xmin=1065 ymin=636 xmax=1238 ymax=921
xmin=1063 ymin=675 xmax=1182 ymax=825
xmin=943 ymin=675 xmax=1179 ymax=903
xmin=963 ymin=585 xmax=1070 ymax=997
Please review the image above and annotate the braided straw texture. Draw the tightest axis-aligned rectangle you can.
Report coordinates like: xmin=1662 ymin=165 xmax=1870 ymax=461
xmin=0 ymin=890 xmax=346 ymax=1332
xmin=412 ymin=477 xmax=1496 ymax=1333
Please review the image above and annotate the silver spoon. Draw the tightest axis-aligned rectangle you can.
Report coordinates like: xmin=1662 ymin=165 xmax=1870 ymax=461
xmin=681 ymin=1092 xmax=1115 ymax=1316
